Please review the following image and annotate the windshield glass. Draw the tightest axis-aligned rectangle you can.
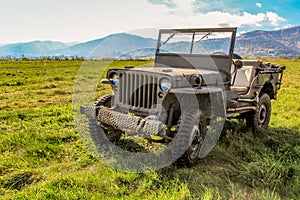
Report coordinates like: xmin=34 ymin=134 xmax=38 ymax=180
xmin=158 ymin=30 xmax=233 ymax=55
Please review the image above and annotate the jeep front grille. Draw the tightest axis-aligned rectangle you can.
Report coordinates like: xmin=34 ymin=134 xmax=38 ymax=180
xmin=118 ymin=72 xmax=159 ymax=109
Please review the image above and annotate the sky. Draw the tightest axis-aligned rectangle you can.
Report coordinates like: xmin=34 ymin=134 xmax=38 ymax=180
xmin=0 ymin=0 xmax=299 ymax=44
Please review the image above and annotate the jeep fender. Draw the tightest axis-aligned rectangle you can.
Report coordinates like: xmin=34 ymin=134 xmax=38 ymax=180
xmin=170 ymin=86 xmax=226 ymax=120
xmin=239 ymin=73 xmax=278 ymax=99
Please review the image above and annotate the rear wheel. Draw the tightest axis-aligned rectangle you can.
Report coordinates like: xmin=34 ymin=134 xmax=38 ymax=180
xmin=246 ymin=93 xmax=271 ymax=129
xmin=172 ymin=108 xmax=206 ymax=166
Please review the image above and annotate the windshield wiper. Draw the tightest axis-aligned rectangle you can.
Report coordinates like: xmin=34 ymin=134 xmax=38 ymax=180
xmin=162 ymin=33 xmax=176 ymax=46
xmin=196 ymin=31 xmax=212 ymax=43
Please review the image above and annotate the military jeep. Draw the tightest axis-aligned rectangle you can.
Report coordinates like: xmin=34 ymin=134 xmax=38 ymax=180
xmin=81 ymin=28 xmax=285 ymax=166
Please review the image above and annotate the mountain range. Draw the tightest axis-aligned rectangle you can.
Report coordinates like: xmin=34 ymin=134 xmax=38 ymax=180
xmin=1 ymin=26 xmax=300 ymax=59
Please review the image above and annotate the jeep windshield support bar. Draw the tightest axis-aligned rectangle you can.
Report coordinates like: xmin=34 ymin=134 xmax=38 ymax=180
xmin=190 ymin=32 xmax=195 ymax=54
xmin=229 ymin=29 xmax=237 ymax=57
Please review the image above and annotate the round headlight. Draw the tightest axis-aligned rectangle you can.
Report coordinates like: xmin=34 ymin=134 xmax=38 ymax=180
xmin=191 ymin=74 xmax=203 ymax=88
xmin=160 ymin=78 xmax=171 ymax=92
xmin=111 ymin=73 xmax=119 ymax=85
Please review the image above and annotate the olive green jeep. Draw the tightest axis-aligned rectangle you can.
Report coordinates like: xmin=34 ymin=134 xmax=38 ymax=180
xmin=81 ymin=28 xmax=285 ymax=166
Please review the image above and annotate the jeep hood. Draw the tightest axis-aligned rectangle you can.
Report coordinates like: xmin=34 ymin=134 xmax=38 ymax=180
xmin=125 ymin=67 xmax=224 ymax=86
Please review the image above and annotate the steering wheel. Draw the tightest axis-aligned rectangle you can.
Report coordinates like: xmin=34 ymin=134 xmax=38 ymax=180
xmin=232 ymin=53 xmax=243 ymax=59
xmin=212 ymin=52 xmax=227 ymax=56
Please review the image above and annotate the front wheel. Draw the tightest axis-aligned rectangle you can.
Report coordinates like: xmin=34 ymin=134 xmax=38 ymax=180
xmin=246 ymin=93 xmax=271 ymax=129
xmin=172 ymin=108 xmax=206 ymax=166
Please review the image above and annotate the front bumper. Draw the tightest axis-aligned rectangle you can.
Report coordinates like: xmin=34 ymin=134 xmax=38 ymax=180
xmin=80 ymin=106 xmax=167 ymax=138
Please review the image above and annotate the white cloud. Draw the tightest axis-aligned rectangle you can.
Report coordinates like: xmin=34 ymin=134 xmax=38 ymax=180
xmin=173 ymin=0 xmax=194 ymax=8
xmin=161 ymin=12 xmax=245 ymax=27
xmin=0 ymin=0 xmax=289 ymax=43
xmin=170 ymin=0 xmax=196 ymax=16
xmin=256 ymin=3 xmax=262 ymax=8
xmin=144 ymin=1 xmax=286 ymax=30
xmin=265 ymin=12 xmax=286 ymax=26
xmin=283 ymin=24 xmax=294 ymax=29
xmin=150 ymin=10 xmax=286 ymax=30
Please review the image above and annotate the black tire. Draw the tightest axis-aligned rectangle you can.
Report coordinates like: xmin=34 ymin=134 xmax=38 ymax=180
xmin=95 ymin=94 xmax=113 ymax=110
xmin=94 ymin=94 xmax=122 ymax=143
xmin=172 ymin=108 xmax=206 ymax=166
xmin=246 ymin=93 xmax=271 ymax=129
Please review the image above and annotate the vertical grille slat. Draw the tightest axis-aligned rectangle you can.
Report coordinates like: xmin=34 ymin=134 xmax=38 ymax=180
xmin=138 ymin=74 xmax=142 ymax=108
xmin=147 ymin=76 xmax=151 ymax=109
xmin=122 ymin=73 xmax=126 ymax=103
xmin=142 ymin=75 xmax=146 ymax=108
xmin=135 ymin=74 xmax=139 ymax=107
xmin=119 ymin=74 xmax=123 ymax=102
xmin=150 ymin=76 xmax=154 ymax=109
xmin=126 ymin=74 xmax=131 ymax=105
xmin=117 ymin=71 xmax=158 ymax=110
xmin=131 ymin=74 xmax=135 ymax=106
xmin=153 ymin=77 xmax=158 ymax=109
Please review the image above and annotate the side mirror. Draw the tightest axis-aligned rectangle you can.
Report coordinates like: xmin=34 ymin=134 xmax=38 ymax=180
xmin=234 ymin=60 xmax=243 ymax=69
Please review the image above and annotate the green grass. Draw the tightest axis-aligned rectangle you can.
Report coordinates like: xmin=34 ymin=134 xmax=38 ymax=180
xmin=0 ymin=60 xmax=299 ymax=199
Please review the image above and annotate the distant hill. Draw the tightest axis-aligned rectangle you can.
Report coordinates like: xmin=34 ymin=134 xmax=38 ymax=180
xmin=1 ymin=26 xmax=300 ymax=58
xmin=60 ymin=33 xmax=157 ymax=58
xmin=236 ymin=26 xmax=300 ymax=57
xmin=0 ymin=41 xmax=68 ymax=58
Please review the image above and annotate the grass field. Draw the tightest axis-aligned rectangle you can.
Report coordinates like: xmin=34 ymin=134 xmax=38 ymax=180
xmin=0 ymin=60 xmax=299 ymax=199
